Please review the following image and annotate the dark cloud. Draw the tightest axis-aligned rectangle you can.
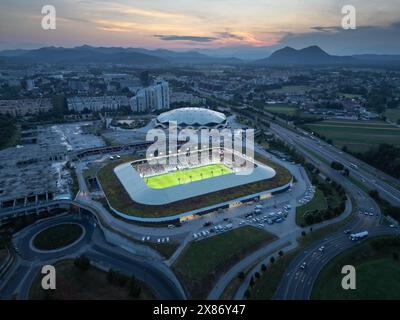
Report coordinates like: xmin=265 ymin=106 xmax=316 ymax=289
xmin=310 ymin=26 xmax=342 ymax=33
xmin=154 ymin=35 xmax=216 ymax=42
xmin=216 ymin=32 xmax=245 ymax=40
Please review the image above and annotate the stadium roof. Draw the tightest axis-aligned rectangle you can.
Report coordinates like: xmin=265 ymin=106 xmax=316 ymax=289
xmin=157 ymin=107 xmax=226 ymax=126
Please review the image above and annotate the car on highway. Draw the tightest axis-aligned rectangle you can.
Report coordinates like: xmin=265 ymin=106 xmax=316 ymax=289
xmin=318 ymin=246 xmax=325 ymax=253
xmin=344 ymin=229 xmax=351 ymax=234
xmin=300 ymin=262 xmax=307 ymax=270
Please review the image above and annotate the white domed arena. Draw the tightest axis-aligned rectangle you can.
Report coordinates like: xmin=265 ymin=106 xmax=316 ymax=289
xmin=156 ymin=107 xmax=227 ymax=129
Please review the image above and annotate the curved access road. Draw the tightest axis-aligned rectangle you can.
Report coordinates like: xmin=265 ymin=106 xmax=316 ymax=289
xmin=0 ymin=213 xmax=186 ymax=300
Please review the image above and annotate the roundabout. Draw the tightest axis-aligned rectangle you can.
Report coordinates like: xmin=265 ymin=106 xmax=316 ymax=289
xmin=31 ymin=223 xmax=85 ymax=252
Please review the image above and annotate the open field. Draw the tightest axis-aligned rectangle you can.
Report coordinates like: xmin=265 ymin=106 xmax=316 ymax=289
xmin=305 ymin=119 xmax=400 ymax=152
xmin=295 ymin=189 xmax=327 ymax=226
xmin=145 ymin=164 xmax=231 ymax=189
xmin=312 ymin=236 xmax=400 ymax=299
xmin=172 ymin=226 xmax=276 ymax=299
xmin=385 ymin=108 xmax=400 ymax=124
xmin=29 ymin=260 xmax=155 ymax=300
xmin=264 ymin=103 xmax=297 ymax=116
xmin=33 ymin=223 xmax=82 ymax=251
xmin=98 ymin=153 xmax=292 ymax=218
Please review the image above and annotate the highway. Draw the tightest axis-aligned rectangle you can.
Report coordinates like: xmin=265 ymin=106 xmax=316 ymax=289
xmin=269 ymin=123 xmax=400 ymax=206
xmin=267 ymin=121 xmax=399 ymax=299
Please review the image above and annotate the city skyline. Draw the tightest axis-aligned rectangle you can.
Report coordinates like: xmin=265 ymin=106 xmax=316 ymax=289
xmin=0 ymin=0 xmax=400 ymax=55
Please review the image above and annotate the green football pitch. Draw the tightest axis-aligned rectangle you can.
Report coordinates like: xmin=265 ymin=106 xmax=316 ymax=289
xmin=145 ymin=164 xmax=232 ymax=189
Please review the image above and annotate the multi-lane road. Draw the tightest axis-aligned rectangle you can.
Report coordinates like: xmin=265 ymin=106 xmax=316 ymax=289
xmin=270 ymin=123 xmax=400 ymax=206
xmin=268 ymin=120 xmax=400 ymax=299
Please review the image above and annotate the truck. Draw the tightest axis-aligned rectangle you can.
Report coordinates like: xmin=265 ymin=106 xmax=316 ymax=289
xmin=350 ymin=231 xmax=368 ymax=241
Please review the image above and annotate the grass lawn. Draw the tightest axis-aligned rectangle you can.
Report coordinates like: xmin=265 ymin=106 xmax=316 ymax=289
xmin=98 ymin=153 xmax=292 ymax=218
xmin=145 ymin=164 xmax=232 ymax=189
xmin=296 ymin=189 xmax=327 ymax=226
xmin=385 ymin=108 xmax=400 ymax=124
xmin=147 ymin=242 xmax=179 ymax=259
xmin=29 ymin=260 xmax=155 ymax=300
xmin=305 ymin=119 xmax=400 ymax=153
xmin=264 ymin=104 xmax=297 ymax=116
xmin=33 ymin=224 xmax=82 ymax=251
xmin=172 ymin=226 xmax=276 ymax=299
xmin=312 ymin=236 xmax=400 ymax=299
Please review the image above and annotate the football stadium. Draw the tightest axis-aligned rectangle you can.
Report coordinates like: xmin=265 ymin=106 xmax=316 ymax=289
xmin=98 ymin=147 xmax=293 ymax=223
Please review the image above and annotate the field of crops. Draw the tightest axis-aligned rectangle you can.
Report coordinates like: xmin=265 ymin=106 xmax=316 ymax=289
xmin=305 ymin=120 xmax=400 ymax=152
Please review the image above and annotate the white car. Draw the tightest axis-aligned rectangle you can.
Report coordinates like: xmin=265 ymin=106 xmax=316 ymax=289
xmin=193 ymin=233 xmax=198 ymax=239
xmin=318 ymin=246 xmax=325 ymax=253
xmin=300 ymin=262 xmax=307 ymax=270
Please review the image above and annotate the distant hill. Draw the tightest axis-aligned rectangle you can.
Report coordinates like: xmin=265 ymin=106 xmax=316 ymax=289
xmin=1 ymin=46 xmax=168 ymax=66
xmin=0 ymin=45 xmax=242 ymax=66
xmin=1 ymin=45 xmax=399 ymax=66
xmin=256 ymin=45 xmax=356 ymax=65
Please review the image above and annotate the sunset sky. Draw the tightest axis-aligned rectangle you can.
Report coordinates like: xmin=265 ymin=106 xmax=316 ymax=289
xmin=0 ymin=0 xmax=399 ymax=55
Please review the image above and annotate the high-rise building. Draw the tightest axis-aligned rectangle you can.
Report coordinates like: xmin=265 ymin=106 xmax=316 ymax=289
xmin=130 ymin=81 xmax=170 ymax=113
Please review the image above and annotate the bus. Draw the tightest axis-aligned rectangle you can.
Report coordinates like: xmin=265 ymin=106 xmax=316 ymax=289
xmin=350 ymin=231 xmax=368 ymax=241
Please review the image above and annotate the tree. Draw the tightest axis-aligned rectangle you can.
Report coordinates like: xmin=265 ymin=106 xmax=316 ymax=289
xmin=278 ymin=250 xmax=284 ymax=257
xmin=244 ymin=289 xmax=251 ymax=299
xmin=331 ymin=161 xmax=344 ymax=171
xmin=270 ymin=256 xmax=275 ymax=264
xmin=261 ymin=264 xmax=267 ymax=272
xmin=74 ymin=255 xmax=91 ymax=271
xmin=254 ymin=272 xmax=260 ymax=279
xmin=238 ymin=271 xmax=245 ymax=280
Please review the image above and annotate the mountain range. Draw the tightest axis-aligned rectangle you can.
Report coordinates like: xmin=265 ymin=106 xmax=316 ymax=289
xmin=1 ymin=45 xmax=400 ymax=66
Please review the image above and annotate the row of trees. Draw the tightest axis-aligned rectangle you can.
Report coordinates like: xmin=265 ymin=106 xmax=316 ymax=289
xmin=74 ymin=255 xmax=142 ymax=298
xmin=243 ymin=250 xmax=284 ymax=299
xmin=302 ymin=163 xmax=347 ymax=226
